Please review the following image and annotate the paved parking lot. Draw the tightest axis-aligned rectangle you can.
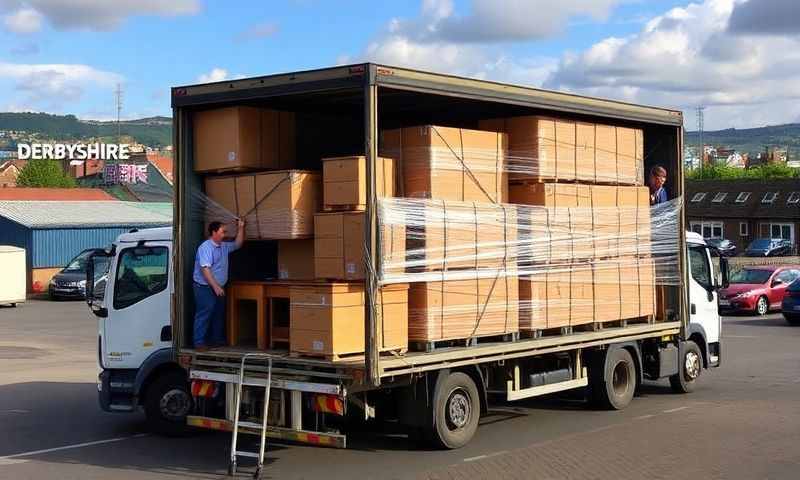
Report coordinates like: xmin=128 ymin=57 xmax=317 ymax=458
xmin=1 ymin=299 xmax=799 ymax=479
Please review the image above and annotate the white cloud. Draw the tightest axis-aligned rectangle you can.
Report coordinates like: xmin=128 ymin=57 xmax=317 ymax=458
xmin=0 ymin=0 xmax=200 ymax=32
xmin=394 ymin=0 xmax=625 ymax=43
xmin=197 ymin=68 xmax=231 ymax=83
xmin=544 ymin=0 xmax=800 ymax=129
xmin=2 ymin=7 xmax=42 ymax=33
xmin=0 ymin=61 xmax=122 ymax=111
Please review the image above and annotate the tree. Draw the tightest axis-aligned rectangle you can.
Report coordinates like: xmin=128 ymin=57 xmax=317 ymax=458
xmin=16 ymin=159 xmax=76 ymax=188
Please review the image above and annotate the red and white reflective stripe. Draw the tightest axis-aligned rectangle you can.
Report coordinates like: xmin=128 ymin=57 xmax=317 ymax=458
xmin=190 ymin=380 xmax=218 ymax=398
xmin=311 ymin=394 xmax=344 ymax=415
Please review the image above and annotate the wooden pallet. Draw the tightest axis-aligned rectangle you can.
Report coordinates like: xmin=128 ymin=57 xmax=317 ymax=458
xmin=289 ymin=347 xmax=407 ymax=362
xmin=409 ymin=331 xmax=520 ymax=353
xmin=323 ymin=203 xmax=367 ymax=212
xmin=521 ymin=315 xmax=654 ymax=338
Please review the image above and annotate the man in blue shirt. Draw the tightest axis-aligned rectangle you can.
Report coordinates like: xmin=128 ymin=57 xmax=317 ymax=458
xmin=193 ymin=219 xmax=245 ymax=350
xmin=648 ymin=165 xmax=668 ymax=205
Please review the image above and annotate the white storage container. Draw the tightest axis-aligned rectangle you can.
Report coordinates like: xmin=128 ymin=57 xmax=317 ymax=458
xmin=0 ymin=246 xmax=25 ymax=306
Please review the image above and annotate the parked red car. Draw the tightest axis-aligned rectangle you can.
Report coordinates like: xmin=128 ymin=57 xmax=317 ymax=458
xmin=718 ymin=265 xmax=800 ymax=315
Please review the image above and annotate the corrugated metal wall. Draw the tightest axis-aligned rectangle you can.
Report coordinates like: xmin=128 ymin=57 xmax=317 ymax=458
xmin=31 ymin=225 xmax=169 ymax=268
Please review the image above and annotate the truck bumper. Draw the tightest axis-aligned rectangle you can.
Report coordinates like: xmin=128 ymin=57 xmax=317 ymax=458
xmin=186 ymin=415 xmax=346 ymax=449
xmin=98 ymin=369 xmax=137 ymax=413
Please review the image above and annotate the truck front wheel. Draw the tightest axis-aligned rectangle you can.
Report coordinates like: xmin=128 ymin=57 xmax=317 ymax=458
xmin=428 ymin=372 xmax=480 ymax=449
xmin=144 ymin=371 xmax=192 ymax=436
xmin=669 ymin=341 xmax=702 ymax=394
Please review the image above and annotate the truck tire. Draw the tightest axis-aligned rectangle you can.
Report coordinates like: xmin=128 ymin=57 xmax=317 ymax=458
xmin=669 ymin=340 xmax=702 ymax=394
xmin=589 ymin=348 xmax=636 ymax=410
xmin=428 ymin=372 xmax=480 ymax=449
xmin=143 ymin=371 xmax=192 ymax=436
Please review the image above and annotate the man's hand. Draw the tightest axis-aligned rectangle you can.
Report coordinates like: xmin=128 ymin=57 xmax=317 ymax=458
xmin=238 ymin=218 xmax=245 ymax=229
xmin=212 ymin=284 xmax=225 ymax=297
xmin=235 ymin=217 xmax=246 ymax=249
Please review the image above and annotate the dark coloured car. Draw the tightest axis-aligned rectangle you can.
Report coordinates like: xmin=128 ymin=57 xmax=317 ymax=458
xmin=49 ymin=249 xmax=109 ymax=300
xmin=782 ymin=279 xmax=800 ymax=325
xmin=744 ymin=238 xmax=793 ymax=257
xmin=706 ymin=238 xmax=737 ymax=257
xmin=718 ymin=265 xmax=800 ymax=315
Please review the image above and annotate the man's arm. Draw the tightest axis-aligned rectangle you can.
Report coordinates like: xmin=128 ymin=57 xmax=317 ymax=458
xmin=234 ymin=218 xmax=245 ymax=249
xmin=202 ymin=267 xmax=225 ymax=296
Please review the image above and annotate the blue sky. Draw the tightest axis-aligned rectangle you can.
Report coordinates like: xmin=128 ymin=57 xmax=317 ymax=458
xmin=1 ymin=0 xmax=798 ymax=130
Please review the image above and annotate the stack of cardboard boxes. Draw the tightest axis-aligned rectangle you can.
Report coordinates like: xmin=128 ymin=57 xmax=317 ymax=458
xmin=195 ymin=105 xmax=660 ymax=359
xmin=195 ymin=108 xmax=408 ymax=360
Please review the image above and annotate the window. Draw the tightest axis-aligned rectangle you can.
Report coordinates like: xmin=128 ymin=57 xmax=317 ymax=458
xmin=762 ymin=192 xmax=778 ymax=204
xmin=788 ymin=192 xmax=800 ymax=204
xmin=740 ymin=222 xmax=748 ymax=237
xmin=776 ymin=269 xmax=800 ymax=286
xmin=689 ymin=246 xmax=712 ymax=289
xmin=735 ymin=192 xmax=751 ymax=203
xmin=690 ymin=221 xmax=724 ymax=239
xmin=113 ymin=246 xmax=169 ymax=310
xmin=712 ymin=192 xmax=728 ymax=203
xmin=691 ymin=192 xmax=707 ymax=202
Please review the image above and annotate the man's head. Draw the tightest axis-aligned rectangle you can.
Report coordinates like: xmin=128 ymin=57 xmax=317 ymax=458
xmin=208 ymin=221 xmax=226 ymax=243
xmin=649 ymin=165 xmax=667 ymax=191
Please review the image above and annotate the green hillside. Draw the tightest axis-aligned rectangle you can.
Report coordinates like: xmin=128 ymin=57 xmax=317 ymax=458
xmin=0 ymin=112 xmax=172 ymax=147
xmin=685 ymin=123 xmax=800 ymax=155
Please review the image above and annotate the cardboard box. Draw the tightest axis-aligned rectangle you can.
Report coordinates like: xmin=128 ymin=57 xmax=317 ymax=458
xmin=322 ymin=156 xmax=395 ymax=210
xmin=616 ymin=186 xmax=650 ymax=258
xmin=407 ymin=200 xmax=518 ymax=272
xmin=479 ymin=116 xmax=580 ymax=183
xmin=193 ymin=107 xmax=296 ymax=173
xmin=381 ymin=126 xmax=508 ymax=203
xmin=314 ymin=211 xmax=405 ymax=281
xmin=592 ymin=258 xmax=622 ymax=322
xmin=594 ymin=124 xmax=617 ymax=183
xmin=576 ymin=122 xmax=597 ymax=182
xmin=617 ymin=127 xmax=639 ymax=186
xmin=510 ymin=183 xmax=593 ymax=261
xmin=520 ymin=268 xmax=594 ymax=329
xmin=204 ymin=170 xmax=320 ymax=239
xmin=289 ymin=283 xmax=408 ymax=358
xmin=590 ymin=185 xmax=621 ymax=259
xmin=277 ymin=240 xmax=315 ymax=280
xmin=408 ymin=274 xmax=519 ymax=342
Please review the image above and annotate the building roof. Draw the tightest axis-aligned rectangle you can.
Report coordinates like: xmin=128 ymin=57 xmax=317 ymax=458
xmin=0 ymin=188 xmax=116 ymax=201
xmin=147 ymin=153 xmax=173 ymax=184
xmin=686 ymin=179 xmax=800 ymax=220
xmin=0 ymin=200 xmax=172 ymax=228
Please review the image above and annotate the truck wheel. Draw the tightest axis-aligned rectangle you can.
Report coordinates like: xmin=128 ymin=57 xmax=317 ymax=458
xmin=144 ymin=371 xmax=192 ymax=436
xmin=669 ymin=341 xmax=702 ymax=394
xmin=428 ymin=372 xmax=480 ymax=449
xmin=589 ymin=348 xmax=636 ymax=410
xmin=755 ymin=296 xmax=769 ymax=316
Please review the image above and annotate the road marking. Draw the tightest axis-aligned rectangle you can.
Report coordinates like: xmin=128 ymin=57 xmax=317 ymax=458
xmin=663 ymin=406 xmax=688 ymax=413
xmin=0 ymin=433 xmax=149 ymax=465
xmin=464 ymin=450 xmax=509 ymax=462
xmin=634 ymin=414 xmax=655 ymax=420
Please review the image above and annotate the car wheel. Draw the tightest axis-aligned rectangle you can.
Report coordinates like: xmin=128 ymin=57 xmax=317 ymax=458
xmin=755 ymin=296 xmax=769 ymax=316
xmin=670 ymin=340 xmax=702 ymax=394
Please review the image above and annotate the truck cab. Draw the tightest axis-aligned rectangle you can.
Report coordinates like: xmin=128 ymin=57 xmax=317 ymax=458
xmin=87 ymin=227 xmax=189 ymax=434
xmin=684 ymin=231 xmax=725 ymax=376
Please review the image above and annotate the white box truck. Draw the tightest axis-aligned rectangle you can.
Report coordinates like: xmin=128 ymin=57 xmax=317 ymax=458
xmin=0 ymin=246 xmax=25 ymax=306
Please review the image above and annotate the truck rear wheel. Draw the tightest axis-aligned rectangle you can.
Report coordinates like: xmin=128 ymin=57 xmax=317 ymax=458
xmin=669 ymin=340 xmax=702 ymax=394
xmin=428 ymin=372 xmax=480 ymax=449
xmin=589 ymin=348 xmax=636 ymax=410
xmin=144 ymin=371 xmax=192 ymax=436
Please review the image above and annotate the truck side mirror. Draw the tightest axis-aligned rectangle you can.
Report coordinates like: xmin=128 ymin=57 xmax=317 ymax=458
xmin=719 ymin=256 xmax=730 ymax=289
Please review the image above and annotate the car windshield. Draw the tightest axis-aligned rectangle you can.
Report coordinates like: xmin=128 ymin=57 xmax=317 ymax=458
xmin=789 ymin=279 xmax=800 ymax=292
xmin=748 ymin=239 xmax=771 ymax=249
xmin=730 ymin=269 xmax=772 ymax=284
xmin=63 ymin=250 xmax=95 ymax=272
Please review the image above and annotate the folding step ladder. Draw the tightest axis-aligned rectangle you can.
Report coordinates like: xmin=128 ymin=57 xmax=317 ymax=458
xmin=228 ymin=353 xmax=273 ymax=479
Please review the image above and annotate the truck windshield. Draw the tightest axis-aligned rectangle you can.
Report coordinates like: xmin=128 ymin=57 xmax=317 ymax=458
xmin=113 ymin=246 xmax=169 ymax=310
xmin=730 ymin=269 xmax=772 ymax=284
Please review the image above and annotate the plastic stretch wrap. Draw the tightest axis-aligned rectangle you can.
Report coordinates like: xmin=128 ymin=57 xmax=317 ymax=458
xmin=194 ymin=169 xmax=320 ymax=240
xmin=378 ymin=196 xmax=681 ymax=339
xmin=380 ymin=124 xmax=644 ymax=203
